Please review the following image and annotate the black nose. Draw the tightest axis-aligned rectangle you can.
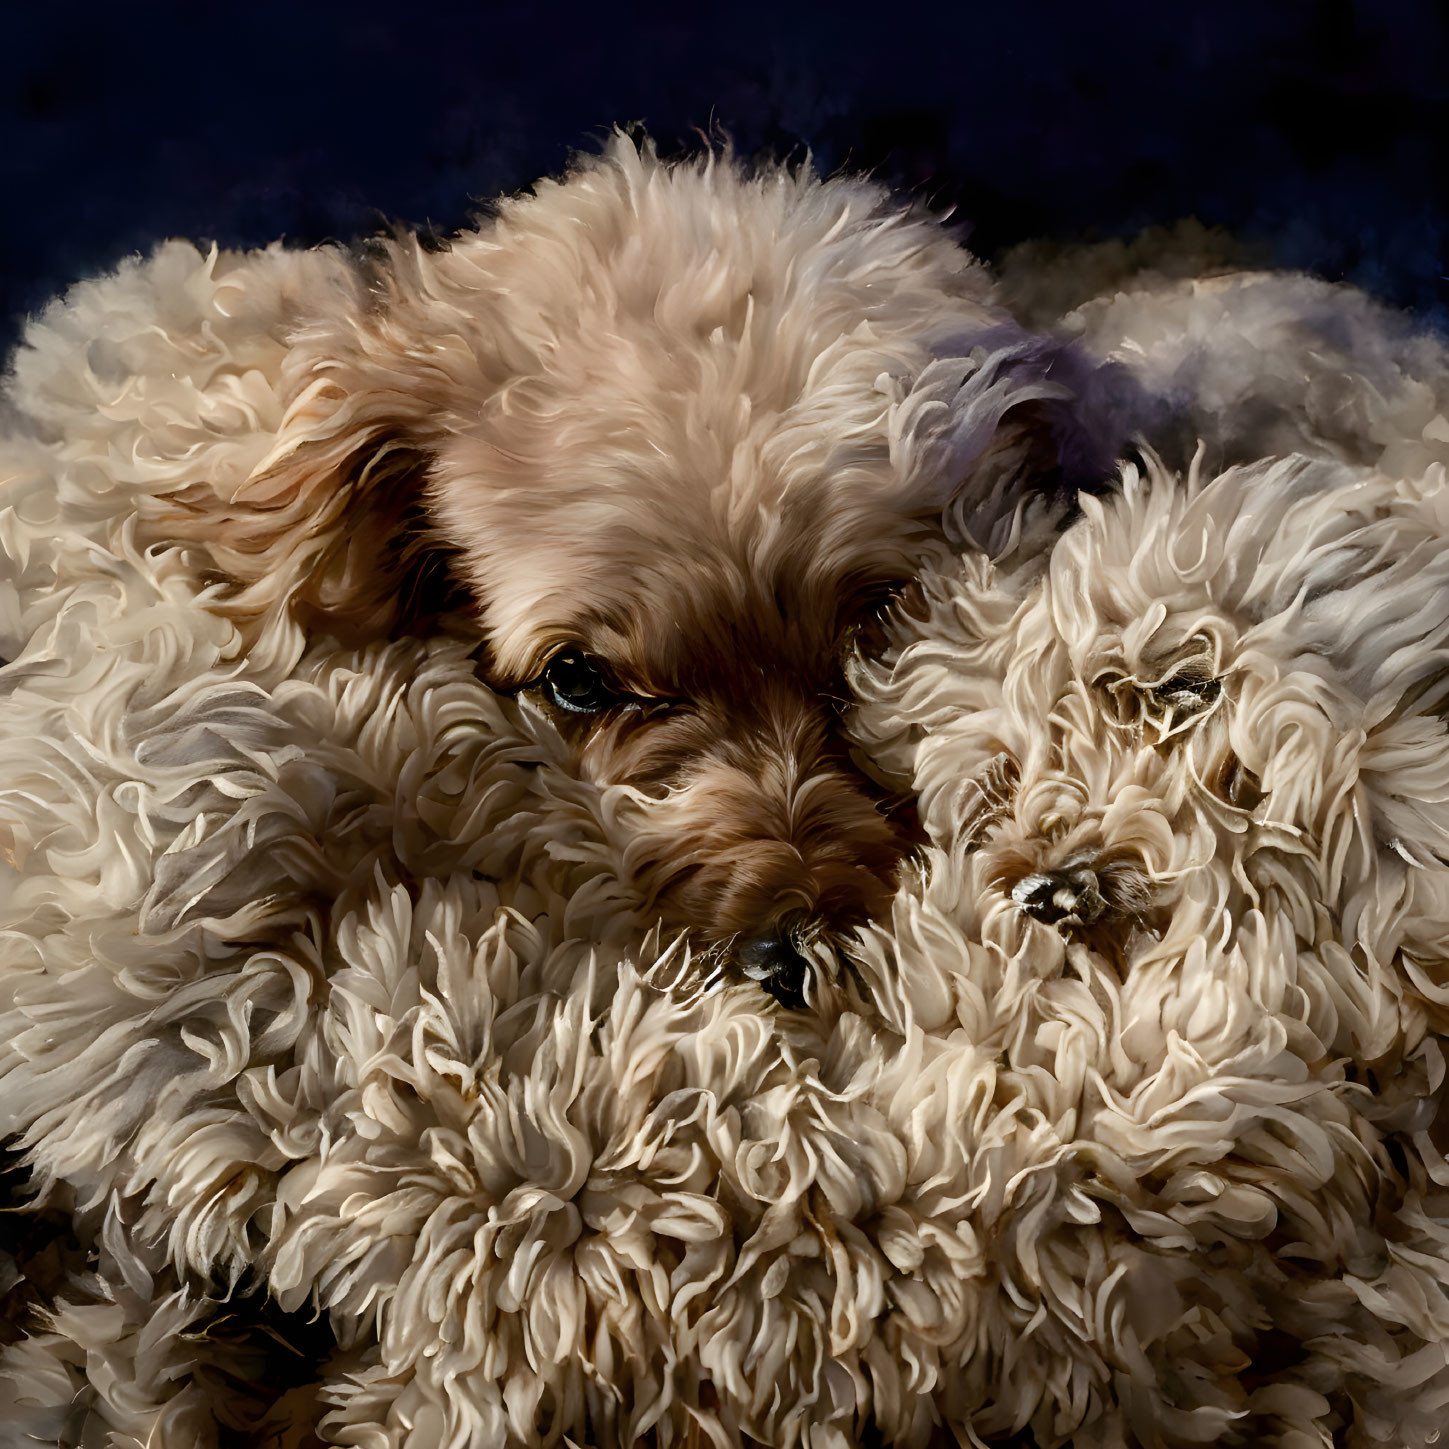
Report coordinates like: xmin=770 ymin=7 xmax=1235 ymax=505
xmin=736 ymin=931 xmax=810 ymax=1009
xmin=1011 ymin=868 xmax=1104 ymax=927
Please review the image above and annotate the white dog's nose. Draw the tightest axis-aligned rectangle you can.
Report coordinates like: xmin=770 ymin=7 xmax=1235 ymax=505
xmin=1011 ymin=868 xmax=1105 ymax=927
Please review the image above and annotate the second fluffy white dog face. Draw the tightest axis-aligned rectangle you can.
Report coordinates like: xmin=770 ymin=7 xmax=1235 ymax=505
xmin=857 ymin=452 xmax=1449 ymax=1058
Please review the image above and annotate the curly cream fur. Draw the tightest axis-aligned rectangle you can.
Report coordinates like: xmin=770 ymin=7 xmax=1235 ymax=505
xmin=5 ymin=147 xmax=1449 ymax=1448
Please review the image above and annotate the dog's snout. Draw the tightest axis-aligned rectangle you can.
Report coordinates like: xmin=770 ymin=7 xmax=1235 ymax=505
xmin=627 ymin=751 xmax=907 ymax=940
xmin=1011 ymin=867 xmax=1106 ymax=927
xmin=736 ymin=929 xmax=810 ymax=1009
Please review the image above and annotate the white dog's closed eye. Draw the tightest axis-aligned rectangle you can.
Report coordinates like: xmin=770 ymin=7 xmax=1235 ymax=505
xmin=1093 ymin=647 xmax=1225 ymax=746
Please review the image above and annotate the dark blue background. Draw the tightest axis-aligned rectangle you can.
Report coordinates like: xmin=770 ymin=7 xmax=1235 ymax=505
xmin=4 ymin=0 xmax=1446 ymax=357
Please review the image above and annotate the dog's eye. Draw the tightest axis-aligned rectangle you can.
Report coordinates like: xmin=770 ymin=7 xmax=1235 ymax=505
xmin=1148 ymin=670 xmax=1221 ymax=713
xmin=1096 ymin=652 xmax=1223 ymax=734
xmin=539 ymin=649 xmax=630 ymax=715
xmin=1138 ymin=660 xmax=1223 ymax=740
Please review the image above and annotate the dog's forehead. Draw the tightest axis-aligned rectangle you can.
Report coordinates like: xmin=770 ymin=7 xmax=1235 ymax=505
xmin=423 ymin=153 xmax=996 ymax=496
xmin=1019 ymin=457 xmax=1449 ymax=708
xmin=1039 ymin=461 xmax=1303 ymax=654
xmin=481 ymin=532 xmax=875 ymax=692
xmin=433 ymin=383 xmax=940 ymax=690
xmin=417 ymin=153 xmax=1005 ymax=690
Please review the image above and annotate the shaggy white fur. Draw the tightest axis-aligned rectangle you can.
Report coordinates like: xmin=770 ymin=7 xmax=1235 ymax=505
xmin=5 ymin=165 xmax=1449 ymax=1448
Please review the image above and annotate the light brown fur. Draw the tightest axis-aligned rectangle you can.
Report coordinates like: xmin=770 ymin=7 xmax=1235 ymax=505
xmin=142 ymin=137 xmax=1072 ymax=970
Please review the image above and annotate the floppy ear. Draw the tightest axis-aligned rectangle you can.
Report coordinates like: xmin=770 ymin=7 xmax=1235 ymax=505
xmin=888 ymin=324 xmax=1155 ymax=547
xmin=170 ymin=402 xmax=464 ymax=645
xmin=975 ymin=329 xmax=1157 ymax=494
xmin=141 ymin=250 xmax=475 ymax=648
xmin=1243 ymin=462 xmax=1449 ymax=870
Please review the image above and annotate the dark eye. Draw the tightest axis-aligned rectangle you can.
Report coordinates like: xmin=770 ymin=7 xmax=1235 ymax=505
xmin=539 ymin=649 xmax=630 ymax=715
xmin=1149 ymin=671 xmax=1221 ymax=713
xmin=1095 ymin=652 xmax=1224 ymax=736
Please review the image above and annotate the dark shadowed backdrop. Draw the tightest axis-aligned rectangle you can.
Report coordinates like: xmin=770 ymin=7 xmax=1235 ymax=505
xmin=3 ymin=0 xmax=1446 ymax=357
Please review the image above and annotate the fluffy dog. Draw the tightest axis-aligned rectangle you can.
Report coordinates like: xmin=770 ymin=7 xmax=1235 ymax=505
xmin=117 ymin=134 xmax=1122 ymax=1003
xmin=998 ymin=234 xmax=1449 ymax=480
xmin=843 ymin=444 xmax=1449 ymax=1445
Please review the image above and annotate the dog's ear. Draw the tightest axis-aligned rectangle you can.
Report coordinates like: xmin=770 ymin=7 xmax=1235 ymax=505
xmin=142 ymin=288 xmax=472 ymax=648
xmin=890 ymin=325 xmax=1157 ymax=552
xmin=1209 ymin=458 xmax=1449 ymax=871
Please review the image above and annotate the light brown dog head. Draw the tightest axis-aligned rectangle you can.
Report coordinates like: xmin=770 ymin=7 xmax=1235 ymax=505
xmin=152 ymin=136 xmax=1118 ymax=1001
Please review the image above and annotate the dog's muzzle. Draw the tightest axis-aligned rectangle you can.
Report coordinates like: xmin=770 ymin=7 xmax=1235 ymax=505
xmin=1008 ymin=845 xmax=1155 ymax=931
xmin=1011 ymin=866 xmax=1106 ymax=927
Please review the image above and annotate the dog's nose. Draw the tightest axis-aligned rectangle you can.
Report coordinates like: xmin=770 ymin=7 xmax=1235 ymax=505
xmin=1011 ymin=867 xmax=1105 ymax=927
xmin=737 ymin=931 xmax=810 ymax=1009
